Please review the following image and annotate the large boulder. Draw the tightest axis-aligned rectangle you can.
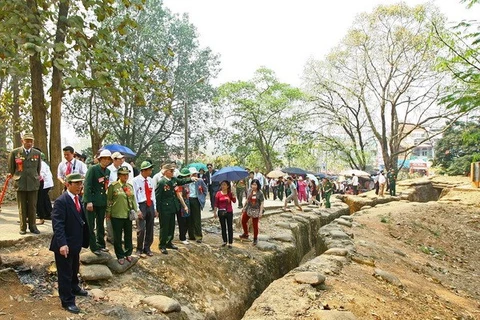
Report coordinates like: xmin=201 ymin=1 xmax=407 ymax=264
xmin=80 ymin=251 xmax=112 ymax=265
xmin=141 ymin=295 xmax=181 ymax=313
xmin=107 ymin=256 xmax=138 ymax=274
xmin=80 ymin=264 xmax=113 ymax=281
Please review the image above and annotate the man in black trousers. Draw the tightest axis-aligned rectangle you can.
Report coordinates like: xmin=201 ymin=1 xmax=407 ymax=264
xmin=50 ymin=173 xmax=90 ymax=314
xmin=205 ymin=163 xmax=219 ymax=211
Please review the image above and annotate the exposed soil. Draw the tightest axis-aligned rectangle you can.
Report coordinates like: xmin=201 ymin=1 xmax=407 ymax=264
xmin=317 ymin=179 xmax=480 ymax=320
xmin=0 ymin=176 xmax=479 ymax=319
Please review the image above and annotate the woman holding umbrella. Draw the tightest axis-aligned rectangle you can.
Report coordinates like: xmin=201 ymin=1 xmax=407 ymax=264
xmin=240 ymin=179 xmax=264 ymax=245
xmin=213 ymin=180 xmax=236 ymax=248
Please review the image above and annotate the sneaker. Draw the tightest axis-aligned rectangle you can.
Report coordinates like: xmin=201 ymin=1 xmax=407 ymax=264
xmin=196 ymin=239 xmax=202 ymax=243
xmin=135 ymin=250 xmax=142 ymax=256
xmin=239 ymin=234 xmax=249 ymax=240
xmin=100 ymin=247 xmax=109 ymax=252
xmin=221 ymin=242 xmax=227 ymax=247
xmin=228 ymin=244 xmax=232 ymax=249
xmin=252 ymin=239 xmax=258 ymax=246
xmin=182 ymin=240 xmax=189 ymax=245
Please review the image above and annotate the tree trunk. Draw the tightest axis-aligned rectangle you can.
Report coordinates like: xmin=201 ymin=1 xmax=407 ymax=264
xmin=26 ymin=0 xmax=48 ymax=157
xmin=49 ymin=0 xmax=70 ymax=200
xmin=11 ymin=76 xmax=22 ymax=147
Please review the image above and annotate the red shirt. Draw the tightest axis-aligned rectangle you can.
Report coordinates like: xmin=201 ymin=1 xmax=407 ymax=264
xmin=214 ymin=190 xmax=236 ymax=212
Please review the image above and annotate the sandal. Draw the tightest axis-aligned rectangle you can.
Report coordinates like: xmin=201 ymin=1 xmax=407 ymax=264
xmin=118 ymin=258 xmax=125 ymax=265
xmin=126 ymin=256 xmax=133 ymax=262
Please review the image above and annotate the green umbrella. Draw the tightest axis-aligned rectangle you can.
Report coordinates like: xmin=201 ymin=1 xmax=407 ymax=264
xmin=188 ymin=162 xmax=208 ymax=171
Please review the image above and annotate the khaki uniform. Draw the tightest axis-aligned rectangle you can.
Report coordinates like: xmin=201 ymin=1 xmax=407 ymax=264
xmin=106 ymin=181 xmax=137 ymax=259
xmin=8 ymin=147 xmax=41 ymax=232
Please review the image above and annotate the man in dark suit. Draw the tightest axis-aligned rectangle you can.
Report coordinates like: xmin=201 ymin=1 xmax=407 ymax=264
xmin=205 ymin=163 xmax=219 ymax=211
xmin=50 ymin=173 xmax=90 ymax=314
xmin=7 ymin=132 xmax=42 ymax=235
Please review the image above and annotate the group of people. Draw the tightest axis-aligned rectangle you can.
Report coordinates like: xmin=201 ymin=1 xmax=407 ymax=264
xmin=373 ymin=169 xmax=397 ymax=197
xmin=7 ymin=133 xmax=330 ymax=314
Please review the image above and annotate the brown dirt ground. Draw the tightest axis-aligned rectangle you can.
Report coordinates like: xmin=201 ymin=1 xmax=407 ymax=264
xmin=319 ymin=178 xmax=480 ymax=320
xmin=0 ymin=176 xmax=479 ymax=319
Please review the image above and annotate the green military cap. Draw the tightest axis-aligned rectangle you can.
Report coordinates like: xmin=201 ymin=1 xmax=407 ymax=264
xmin=118 ymin=166 xmax=131 ymax=175
xmin=140 ymin=161 xmax=154 ymax=170
xmin=66 ymin=173 xmax=84 ymax=183
xmin=22 ymin=132 xmax=35 ymax=140
xmin=178 ymin=168 xmax=191 ymax=177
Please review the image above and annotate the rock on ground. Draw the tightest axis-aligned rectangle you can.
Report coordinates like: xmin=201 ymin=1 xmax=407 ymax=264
xmin=80 ymin=264 xmax=113 ymax=281
xmin=141 ymin=295 xmax=181 ymax=313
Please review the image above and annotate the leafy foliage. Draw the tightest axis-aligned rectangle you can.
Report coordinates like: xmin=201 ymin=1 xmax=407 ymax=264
xmin=63 ymin=0 xmax=219 ymax=159
xmin=434 ymin=119 xmax=480 ymax=175
xmin=214 ymin=68 xmax=307 ymax=172
xmin=436 ymin=4 xmax=480 ymax=112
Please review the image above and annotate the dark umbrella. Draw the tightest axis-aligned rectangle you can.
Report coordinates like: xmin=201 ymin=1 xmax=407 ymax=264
xmin=211 ymin=166 xmax=249 ymax=182
xmin=282 ymin=167 xmax=307 ymax=175
xmin=102 ymin=144 xmax=136 ymax=157
xmin=315 ymin=172 xmax=327 ymax=179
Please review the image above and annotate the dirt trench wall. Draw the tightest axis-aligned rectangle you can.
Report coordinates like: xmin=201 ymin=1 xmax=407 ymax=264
xmin=242 ymin=205 xmax=351 ymax=319
xmin=341 ymin=181 xmax=441 ymax=214
xmin=230 ymin=205 xmax=349 ymax=320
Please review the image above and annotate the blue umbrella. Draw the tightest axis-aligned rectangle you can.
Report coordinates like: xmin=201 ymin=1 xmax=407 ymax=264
xmin=102 ymin=144 xmax=136 ymax=157
xmin=188 ymin=162 xmax=208 ymax=171
xmin=211 ymin=166 xmax=249 ymax=182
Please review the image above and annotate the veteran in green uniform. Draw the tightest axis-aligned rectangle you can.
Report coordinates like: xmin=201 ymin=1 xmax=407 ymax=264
xmin=387 ymin=168 xmax=397 ymax=196
xmin=7 ymin=133 xmax=42 ymax=235
xmin=155 ymin=163 xmax=198 ymax=254
xmin=322 ymin=177 xmax=334 ymax=208
xmin=83 ymin=149 xmax=112 ymax=254
xmin=106 ymin=166 xmax=138 ymax=264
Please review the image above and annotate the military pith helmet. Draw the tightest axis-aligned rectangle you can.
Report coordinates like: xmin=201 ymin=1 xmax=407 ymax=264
xmin=178 ymin=168 xmax=191 ymax=177
xmin=118 ymin=166 xmax=130 ymax=175
xmin=140 ymin=161 xmax=154 ymax=170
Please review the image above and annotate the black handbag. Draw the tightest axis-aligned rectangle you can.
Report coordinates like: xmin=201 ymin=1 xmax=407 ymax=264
xmin=217 ymin=209 xmax=228 ymax=218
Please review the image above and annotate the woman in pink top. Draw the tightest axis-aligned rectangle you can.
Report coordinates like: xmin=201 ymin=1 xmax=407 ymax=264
xmin=214 ymin=180 xmax=236 ymax=248
xmin=297 ymin=176 xmax=308 ymax=202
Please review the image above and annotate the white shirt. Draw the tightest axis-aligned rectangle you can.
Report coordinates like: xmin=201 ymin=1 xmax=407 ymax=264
xmin=57 ymin=159 xmax=87 ymax=180
xmin=152 ymin=172 xmax=163 ymax=190
xmin=132 ymin=174 xmax=156 ymax=211
xmin=41 ymin=160 xmax=54 ymax=189
xmin=254 ymin=172 xmax=264 ymax=187
xmin=352 ymin=176 xmax=359 ymax=186
xmin=108 ymin=163 xmax=134 ymax=185
xmin=378 ymin=173 xmax=386 ymax=184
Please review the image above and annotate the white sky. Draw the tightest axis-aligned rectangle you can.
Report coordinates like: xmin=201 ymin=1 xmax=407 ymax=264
xmin=162 ymin=0 xmax=480 ymax=86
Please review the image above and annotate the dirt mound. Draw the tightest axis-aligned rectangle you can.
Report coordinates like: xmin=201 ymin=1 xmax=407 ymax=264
xmin=320 ymin=201 xmax=480 ymax=319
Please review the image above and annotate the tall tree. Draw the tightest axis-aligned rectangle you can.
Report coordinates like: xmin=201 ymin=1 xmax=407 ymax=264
xmin=1 ymin=0 xmax=147 ymax=197
xmin=63 ymin=0 xmax=219 ymax=161
xmin=214 ymin=68 xmax=307 ymax=172
xmin=304 ymin=3 xmax=466 ymax=171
